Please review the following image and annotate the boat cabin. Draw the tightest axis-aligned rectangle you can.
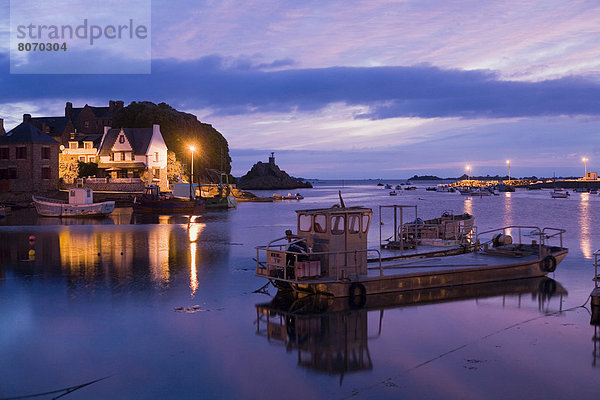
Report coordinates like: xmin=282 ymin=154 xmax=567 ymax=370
xmin=293 ymin=206 xmax=372 ymax=278
xmin=68 ymin=188 xmax=94 ymax=205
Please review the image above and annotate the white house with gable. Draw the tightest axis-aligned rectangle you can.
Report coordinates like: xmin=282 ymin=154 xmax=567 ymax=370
xmin=97 ymin=124 xmax=168 ymax=189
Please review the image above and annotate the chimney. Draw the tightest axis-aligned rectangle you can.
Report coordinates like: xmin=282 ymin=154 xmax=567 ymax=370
xmin=23 ymin=114 xmax=31 ymax=123
xmin=0 ymin=118 xmax=5 ymax=136
xmin=65 ymin=102 xmax=72 ymax=117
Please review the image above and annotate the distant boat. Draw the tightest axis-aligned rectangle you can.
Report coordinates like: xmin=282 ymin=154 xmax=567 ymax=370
xmin=273 ymin=193 xmax=304 ymax=200
xmin=573 ymin=187 xmax=589 ymax=193
xmin=395 ymin=185 xmax=402 ymax=190
xmin=384 ymin=184 xmax=392 ymax=189
xmin=425 ymin=187 xmax=437 ymax=191
xmin=376 ymin=182 xmax=384 ymax=186
xmin=404 ymin=186 xmax=417 ymax=190
xmin=389 ymin=190 xmax=398 ymax=196
xmin=33 ymin=188 xmax=115 ymax=217
xmin=551 ymin=189 xmax=569 ymax=199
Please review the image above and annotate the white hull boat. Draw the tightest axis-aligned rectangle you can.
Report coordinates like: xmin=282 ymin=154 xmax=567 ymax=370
xmin=32 ymin=188 xmax=115 ymax=217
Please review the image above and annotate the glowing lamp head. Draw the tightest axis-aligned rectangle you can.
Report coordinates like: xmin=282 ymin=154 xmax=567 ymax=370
xmin=189 ymin=145 xmax=196 ymax=152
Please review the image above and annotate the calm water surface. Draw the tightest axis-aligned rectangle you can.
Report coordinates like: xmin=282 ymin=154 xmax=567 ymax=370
xmin=1 ymin=183 xmax=599 ymax=399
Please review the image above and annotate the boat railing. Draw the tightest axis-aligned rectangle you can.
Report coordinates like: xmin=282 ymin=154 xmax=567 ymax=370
xmin=256 ymin=242 xmax=383 ymax=280
xmin=400 ymin=222 xmax=476 ymax=244
xmin=476 ymin=225 xmax=565 ymax=253
xmin=594 ymin=250 xmax=600 ymax=290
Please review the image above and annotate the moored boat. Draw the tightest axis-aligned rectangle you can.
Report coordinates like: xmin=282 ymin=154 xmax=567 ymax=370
xmin=388 ymin=190 xmax=397 ymax=196
xmin=32 ymin=188 xmax=115 ymax=217
xmin=551 ymin=189 xmax=570 ymax=198
xmin=255 ymin=198 xmax=568 ymax=298
xmin=132 ymin=184 xmax=205 ymax=214
xmin=273 ymin=193 xmax=304 ymax=200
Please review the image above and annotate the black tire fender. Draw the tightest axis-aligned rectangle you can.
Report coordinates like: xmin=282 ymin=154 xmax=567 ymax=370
xmin=348 ymin=282 xmax=366 ymax=309
xmin=541 ymin=255 xmax=557 ymax=273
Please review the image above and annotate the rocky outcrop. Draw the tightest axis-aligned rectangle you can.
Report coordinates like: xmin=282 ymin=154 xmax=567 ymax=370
xmin=237 ymin=157 xmax=312 ymax=190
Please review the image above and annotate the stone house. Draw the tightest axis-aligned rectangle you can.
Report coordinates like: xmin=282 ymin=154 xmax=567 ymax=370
xmin=61 ymin=134 xmax=103 ymax=163
xmin=97 ymin=124 xmax=168 ymax=189
xmin=0 ymin=115 xmax=59 ymax=192
xmin=66 ymin=100 xmax=124 ymax=135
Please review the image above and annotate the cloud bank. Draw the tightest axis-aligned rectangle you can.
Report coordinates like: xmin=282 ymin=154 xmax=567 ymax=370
xmin=1 ymin=54 xmax=599 ymax=120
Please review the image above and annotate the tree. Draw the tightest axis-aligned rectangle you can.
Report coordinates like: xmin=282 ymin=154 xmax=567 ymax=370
xmin=78 ymin=162 xmax=99 ymax=178
xmin=166 ymin=151 xmax=183 ymax=182
xmin=59 ymin=155 xmax=78 ymax=184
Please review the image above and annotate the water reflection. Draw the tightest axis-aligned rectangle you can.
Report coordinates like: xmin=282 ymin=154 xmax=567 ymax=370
xmin=463 ymin=197 xmax=473 ymax=216
xmin=0 ymin=223 xmax=226 ymax=293
xmin=189 ymin=217 xmax=206 ymax=296
xmin=256 ymin=278 xmax=567 ymax=380
xmin=579 ymin=195 xmax=592 ymax=258
xmin=503 ymin=192 xmax=513 ymax=226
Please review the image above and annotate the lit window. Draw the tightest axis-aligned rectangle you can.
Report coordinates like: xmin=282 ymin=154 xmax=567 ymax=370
xmin=69 ymin=142 xmax=78 ymax=149
xmin=84 ymin=142 xmax=92 ymax=149
xmin=155 ymin=152 xmax=159 ymax=162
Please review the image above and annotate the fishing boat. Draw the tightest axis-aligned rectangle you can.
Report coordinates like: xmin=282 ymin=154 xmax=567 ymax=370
xmin=255 ymin=195 xmax=568 ymax=298
xmin=273 ymin=193 xmax=304 ymax=200
xmin=32 ymin=188 xmax=115 ymax=217
xmin=384 ymin=184 xmax=392 ymax=189
xmin=132 ymin=184 xmax=206 ymax=214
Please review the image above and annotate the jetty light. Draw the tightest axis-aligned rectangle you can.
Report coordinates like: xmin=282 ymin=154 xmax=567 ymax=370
xmin=506 ymin=160 xmax=511 ymax=183
xmin=466 ymin=165 xmax=471 ymax=181
xmin=582 ymin=157 xmax=588 ymax=178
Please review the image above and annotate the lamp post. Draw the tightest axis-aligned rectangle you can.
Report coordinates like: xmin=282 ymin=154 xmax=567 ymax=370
xmin=583 ymin=157 xmax=588 ymax=180
xmin=466 ymin=165 xmax=471 ymax=181
xmin=506 ymin=160 xmax=511 ymax=184
xmin=189 ymin=145 xmax=196 ymax=199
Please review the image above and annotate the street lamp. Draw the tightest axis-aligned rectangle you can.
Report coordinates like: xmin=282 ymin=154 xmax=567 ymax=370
xmin=189 ymin=145 xmax=196 ymax=199
xmin=583 ymin=157 xmax=588 ymax=180
xmin=506 ymin=160 xmax=511 ymax=183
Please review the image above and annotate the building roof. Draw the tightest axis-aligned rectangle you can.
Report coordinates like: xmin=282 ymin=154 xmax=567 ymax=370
xmin=98 ymin=128 xmax=154 ymax=156
xmin=0 ymin=122 xmax=58 ymax=144
xmin=29 ymin=116 xmax=70 ymax=136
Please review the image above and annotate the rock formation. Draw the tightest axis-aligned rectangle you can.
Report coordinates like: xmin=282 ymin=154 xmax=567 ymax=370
xmin=237 ymin=153 xmax=313 ymax=190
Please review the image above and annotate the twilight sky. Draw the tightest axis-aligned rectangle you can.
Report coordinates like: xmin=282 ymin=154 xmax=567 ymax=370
xmin=1 ymin=0 xmax=600 ymax=178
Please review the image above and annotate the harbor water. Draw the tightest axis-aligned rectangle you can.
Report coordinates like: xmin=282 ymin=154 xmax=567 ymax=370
xmin=1 ymin=182 xmax=599 ymax=399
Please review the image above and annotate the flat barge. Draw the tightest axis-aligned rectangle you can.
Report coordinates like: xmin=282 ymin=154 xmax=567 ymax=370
xmin=255 ymin=202 xmax=568 ymax=300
